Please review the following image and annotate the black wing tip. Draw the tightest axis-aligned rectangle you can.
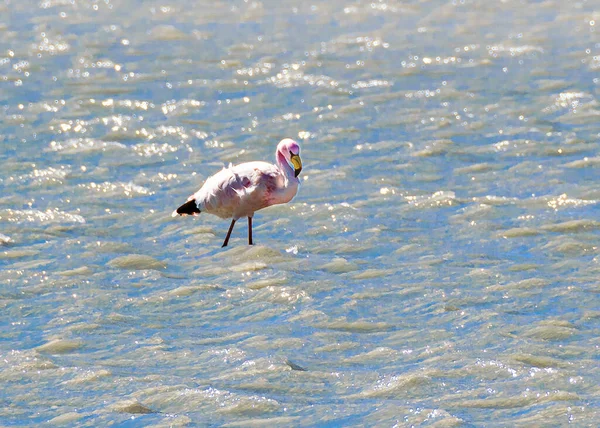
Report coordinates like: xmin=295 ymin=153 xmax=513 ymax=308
xmin=174 ymin=199 xmax=201 ymax=216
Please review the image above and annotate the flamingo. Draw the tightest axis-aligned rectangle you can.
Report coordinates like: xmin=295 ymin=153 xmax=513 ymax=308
xmin=173 ymin=138 xmax=303 ymax=247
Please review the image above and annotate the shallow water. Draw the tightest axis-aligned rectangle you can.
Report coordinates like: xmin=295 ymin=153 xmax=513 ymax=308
xmin=1 ymin=0 xmax=600 ymax=425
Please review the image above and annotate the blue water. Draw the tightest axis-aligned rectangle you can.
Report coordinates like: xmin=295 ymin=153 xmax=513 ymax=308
xmin=1 ymin=0 xmax=600 ymax=425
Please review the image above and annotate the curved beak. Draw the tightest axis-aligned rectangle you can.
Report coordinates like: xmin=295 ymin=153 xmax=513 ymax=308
xmin=290 ymin=153 xmax=302 ymax=177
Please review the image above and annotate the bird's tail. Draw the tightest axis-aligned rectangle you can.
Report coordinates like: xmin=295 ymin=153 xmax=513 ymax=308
xmin=172 ymin=199 xmax=201 ymax=217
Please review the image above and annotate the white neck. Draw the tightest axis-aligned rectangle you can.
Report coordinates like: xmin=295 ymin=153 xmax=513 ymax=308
xmin=277 ymin=150 xmax=296 ymax=181
xmin=271 ymin=149 xmax=299 ymax=205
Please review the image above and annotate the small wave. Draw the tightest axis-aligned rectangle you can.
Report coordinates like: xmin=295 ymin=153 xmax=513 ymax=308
xmin=78 ymin=181 xmax=153 ymax=197
xmin=472 ymin=195 xmax=518 ymax=205
xmin=0 ymin=208 xmax=85 ymax=224
xmin=84 ymin=98 xmax=155 ymax=111
xmin=540 ymin=219 xmax=600 ymax=232
xmin=544 ymin=194 xmax=597 ymax=210
xmin=564 ymin=157 xmax=600 ymax=168
xmin=318 ymin=319 xmax=393 ymax=333
xmin=48 ymin=138 xmax=126 ymax=154
xmin=37 ymin=338 xmax=83 ymax=354
xmin=107 ymin=254 xmax=166 ymax=271
xmin=236 ymin=62 xmax=275 ymax=78
xmin=133 ymin=142 xmax=178 ymax=157
xmin=404 ymin=190 xmax=457 ymax=208
xmin=351 ymin=79 xmax=392 ymax=89
xmin=356 ymin=372 xmax=432 ymax=398
xmin=161 ymin=99 xmax=206 ymax=116
xmin=27 ymin=166 xmax=71 ymax=185
xmin=148 ymin=25 xmax=189 ymax=41
xmin=266 ymin=68 xmax=343 ymax=91
xmin=542 ymin=91 xmax=594 ymax=115
xmin=487 ymin=44 xmax=544 ymax=57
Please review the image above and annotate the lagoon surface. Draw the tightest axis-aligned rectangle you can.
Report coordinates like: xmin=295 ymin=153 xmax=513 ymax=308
xmin=2 ymin=0 xmax=600 ymax=425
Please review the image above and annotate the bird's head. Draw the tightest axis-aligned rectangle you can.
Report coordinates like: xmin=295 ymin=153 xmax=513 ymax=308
xmin=278 ymin=138 xmax=302 ymax=177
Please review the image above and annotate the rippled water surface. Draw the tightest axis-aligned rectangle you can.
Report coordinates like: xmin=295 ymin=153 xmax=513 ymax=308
xmin=2 ymin=0 xmax=600 ymax=425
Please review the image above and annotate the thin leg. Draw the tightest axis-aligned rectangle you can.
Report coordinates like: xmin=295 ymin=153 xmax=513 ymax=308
xmin=222 ymin=219 xmax=236 ymax=247
xmin=248 ymin=216 xmax=253 ymax=245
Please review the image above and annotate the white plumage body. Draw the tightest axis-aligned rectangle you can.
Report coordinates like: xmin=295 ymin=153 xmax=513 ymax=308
xmin=190 ymin=160 xmax=299 ymax=220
